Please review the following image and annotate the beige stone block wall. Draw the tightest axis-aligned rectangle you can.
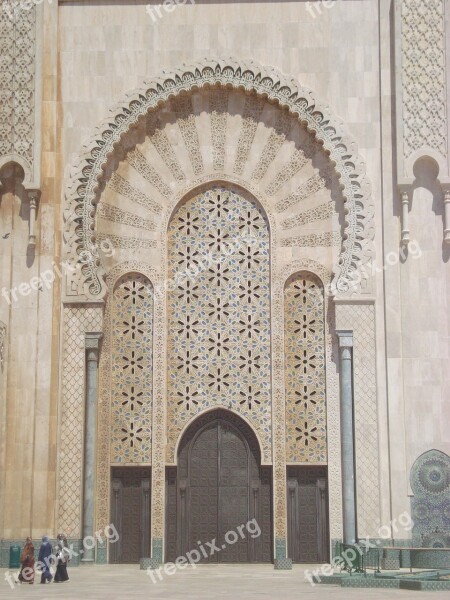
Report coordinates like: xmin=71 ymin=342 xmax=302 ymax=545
xmin=0 ymin=185 xmax=49 ymax=539
xmin=0 ymin=1 xmax=60 ymax=540
xmin=383 ymin=176 xmax=450 ymax=536
xmin=0 ymin=184 xmax=59 ymax=538
xmin=401 ymin=184 xmax=450 ymax=471
xmin=5 ymin=0 xmax=448 ymax=544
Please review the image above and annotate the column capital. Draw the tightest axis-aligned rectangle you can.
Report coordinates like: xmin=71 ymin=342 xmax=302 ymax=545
xmin=26 ymin=188 xmax=41 ymax=205
xmin=85 ymin=332 xmax=103 ymax=350
xmin=336 ymin=330 xmax=353 ymax=349
xmin=400 ymin=189 xmax=410 ymax=204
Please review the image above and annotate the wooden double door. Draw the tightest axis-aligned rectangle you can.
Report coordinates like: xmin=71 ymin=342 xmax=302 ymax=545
xmin=287 ymin=466 xmax=329 ymax=563
xmin=110 ymin=467 xmax=151 ymax=563
xmin=166 ymin=410 xmax=272 ymax=563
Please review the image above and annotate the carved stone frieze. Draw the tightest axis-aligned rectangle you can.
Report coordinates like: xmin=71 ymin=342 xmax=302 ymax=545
xmin=63 ymin=58 xmax=374 ymax=301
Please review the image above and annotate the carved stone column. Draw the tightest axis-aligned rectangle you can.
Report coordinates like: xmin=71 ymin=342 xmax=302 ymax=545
xmin=81 ymin=332 xmax=102 ymax=564
xmin=337 ymin=330 xmax=357 ymax=545
xmin=27 ymin=190 xmax=40 ymax=247
xmin=400 ymin=190 xmax=410 ymax=246
xmin=443 ymin=190 xmax=450 ymax=244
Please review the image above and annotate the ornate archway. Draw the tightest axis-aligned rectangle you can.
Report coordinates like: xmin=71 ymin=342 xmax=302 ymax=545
xmin=63 ymin=57 xmax=374 ymax=301
xmin=58 ymin=58 xmax=379 ymax=567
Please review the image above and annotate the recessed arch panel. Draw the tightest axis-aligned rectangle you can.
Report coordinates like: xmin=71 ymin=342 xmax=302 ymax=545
xmin=166 ymin=183 xmax=272 ymax=463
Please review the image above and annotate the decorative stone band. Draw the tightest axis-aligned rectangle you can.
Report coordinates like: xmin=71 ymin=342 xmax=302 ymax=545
xmin=0 ymin=4 xmax=42 ymax=189
xmin=397 ymin=0 xmax=448 ymax=177
xmin=63 ymin=57 xmax=374 ymax=301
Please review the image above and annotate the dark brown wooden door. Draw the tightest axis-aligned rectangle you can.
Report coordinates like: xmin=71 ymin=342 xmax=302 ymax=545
xmin=166 ymin=409 xmax=272 ymax=563
xmin=287 ymin=466 xmax=329 ymax=563
xmin=218 ymin=422 xmax=250 ymax=562
xmin=110 ymin=467 xmax=151 ymax=563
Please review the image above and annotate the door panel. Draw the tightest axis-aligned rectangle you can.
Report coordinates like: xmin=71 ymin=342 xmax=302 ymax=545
xmin=110 ymin=468 xmax=151 ymax=563
xmin=218 ymin=423 xmax=249 ymax=562
xmin=219 ymin=485 xmax=249 ymax=562
xmin=189 ymin=485 xmax=218 ymax=563
xmin=187 ymin=422 xmax=219 ymax=561
xmin=287 ymin=466 xmax=329 ymax=563
xmin=219 ymin=423 xmax=248 ymax=486
xmin=190 ymin=423 xmax=218 ymax=487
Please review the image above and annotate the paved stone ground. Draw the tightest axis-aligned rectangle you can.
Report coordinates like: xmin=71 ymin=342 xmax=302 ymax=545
xmin=1 ymin=565 xmax=449 ymax=600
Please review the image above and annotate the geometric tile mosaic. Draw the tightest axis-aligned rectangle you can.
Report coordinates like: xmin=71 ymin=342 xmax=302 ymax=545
xmin=58 ymin=306 xmax=103 ymax=537
xmin=284 ymin=274 xmax=327 ymax=463
xmin=410 ymin=450 xmax=450 ymax=547
xmin=167 ymin=185 xmax=272 ymax=461
xmin=111 ymin=274 xmax=153 ymax=463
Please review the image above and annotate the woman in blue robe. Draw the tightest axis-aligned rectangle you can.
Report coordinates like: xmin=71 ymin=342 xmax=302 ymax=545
xmin=37 ymin=536 xmax=53 ymax=584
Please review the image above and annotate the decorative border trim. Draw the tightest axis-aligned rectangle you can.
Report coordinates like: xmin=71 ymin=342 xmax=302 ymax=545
xmin=63 ymin=57 xmax=374 ymax=300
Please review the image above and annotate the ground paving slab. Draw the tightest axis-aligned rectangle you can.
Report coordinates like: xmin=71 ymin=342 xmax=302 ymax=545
xmin=2 ymin=565 xmax=450 ymax=600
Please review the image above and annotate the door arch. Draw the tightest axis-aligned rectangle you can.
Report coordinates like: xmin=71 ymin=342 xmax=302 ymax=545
xmin=166 ymin=409 xmax=272 ymax=563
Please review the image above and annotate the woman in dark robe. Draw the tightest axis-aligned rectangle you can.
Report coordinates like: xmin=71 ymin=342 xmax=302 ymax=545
xmin=18 ymin=537 xmax=35 ymax=584
xmin=54 ymin=533 xmax=70 ymax=582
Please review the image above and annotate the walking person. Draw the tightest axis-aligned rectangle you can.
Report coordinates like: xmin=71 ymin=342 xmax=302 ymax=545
xmin=18 ymin=537 xmax=35 ymax=584
xmin=38 ymin=536 xmax=53 ymax=584
xmin=54 ymin=533 xmax=70 ymax=583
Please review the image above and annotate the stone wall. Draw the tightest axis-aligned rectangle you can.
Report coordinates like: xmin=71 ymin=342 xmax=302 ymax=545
xmin=0 ymin=0 xmax=448 ymax=555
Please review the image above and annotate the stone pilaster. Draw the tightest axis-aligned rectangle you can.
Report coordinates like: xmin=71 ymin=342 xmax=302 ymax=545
xmin=336 ymin=330 xmax=357 ymax=545
xmin=81 ymin=332 xmax=102 ymax=564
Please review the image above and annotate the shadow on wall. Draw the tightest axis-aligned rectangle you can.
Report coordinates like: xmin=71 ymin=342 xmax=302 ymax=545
xmin=412 ymin=156 xmax=449 ymax=263
xmin=0 ymin=161 xmax=36 ymax=267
